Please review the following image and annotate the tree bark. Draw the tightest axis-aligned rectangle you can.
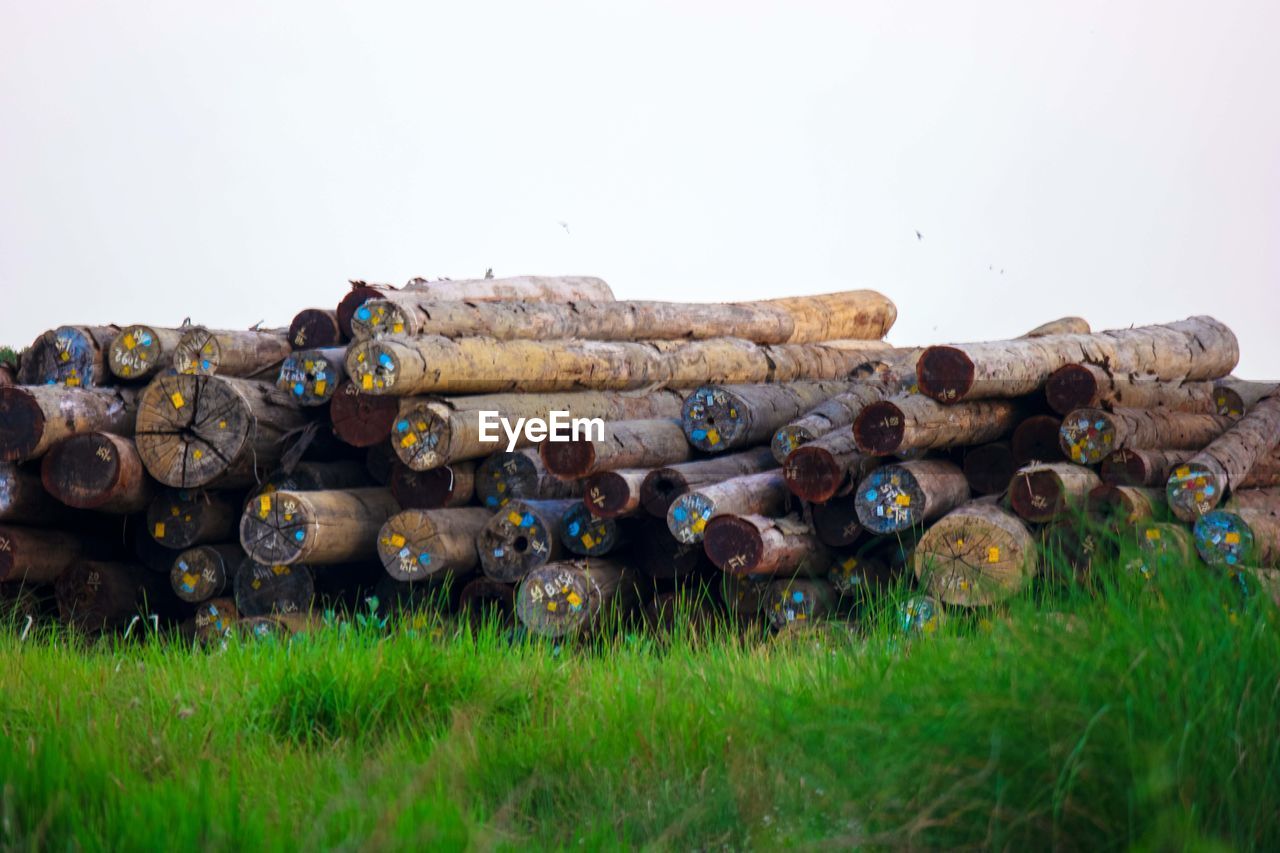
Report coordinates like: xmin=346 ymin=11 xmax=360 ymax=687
xmin=0 ymin=464 xmax=64 ymax=524
xmin=345 ymin=335 xmax=890 ymax=396
xmin=1008 ymin=462 xmax=1102 ymax=523
xmin=403 ymin=275 xmax=616 ymax=302
xmin=350 ymin=289 xmax=897 ymax=343
xmin=560 ymin=501 xmax=629 ymax=557
xmin=515 ymin=558 xmax=637 ymax=638
xmin=912 ymin=500 xmax=1037 ymax=607
xmin=276 ymin=348 xmax=347 ymax=406
xmin=853 ymin=396 xmax=1020 ymax=456
xmin=41 ymin=432 xmax=156 ymax=513
xmin=1044 ymin=363 xmax=1219 ymax=415
xmin=1165 ymin=393 xmax=1280 ymax=521
xmin=963 ymin=442 xmax=1017 ymax=495
xmin=583 ymin=468 xmax=648 ymax=518
xmin=666 ymin=470 xmax=792 ymax=544
xmin=703 ymin=513 xmax=832 ymax=577
xmin=682 ymin=381 xmax=857 ymax=453
xmin=1100 ymin=448 xmax=1190 ymax=487
xmin=239 ymin=487 xmax=400 ymax=565
xmin=1087 ymin=485 xmax=1166 ymax=525
xmin=770 ymin=385 xmax=890 ymax=462
xmin=134 ymin=374 xmax=311 ymax=488
xmin=916 ymin=316 xmax=1238 ymax=404
xmin=762 ymin=578 xmax=838 ymax=630
xmin=540 ymin=419 xmax=690 ymax=479
xmin=107 ymin=325 xmax=185 ymax=382
xmin=329 ymin=382 xmax=403 ymax=447
xmin=783 ymin=430 xmax=882 ymax=503
xmin=853 ymin=460 xmax=971 ymax=534
xmin=475 ymin=449 xmax=582 ymax=510
xmin=1212 ymin=378 xmax=1279 ymax=418
xmin=639 ymin=447 xmax=777 ymax=518
xmin=391 ymin=388 xmax=685 ymax=470
xmin=1022 ymin=317 xmax=1091 ymax=337
xmin=1193 ymin=503 xmax=1280 ymax=569
xmin=0 ymin=385 xmax=136 ymax=462
xmin=289 ymin=308 xmax=345 ymax=350
xmin=1011 ymin=414 xmax=1066 ymax=465
xmin=147 ymin=489 xmax=242 ymax=549
xmin=0 ymin=525 xmax=85 ymax=583
xmin=173 ymin=327 xmax=293 ymax=378
xmin=18 ymin=325 xmax=119 ymax=388
xmin=1059 ymin=407 xmax=1233 ymax=465
xmin=376 ymin=507 xmax=491 ymax=581
xmin=233 ymin=559 xmax=314 ymax=617
xmin=389 ymin=460 xmax=475 ymax=510
xmin=478 ymin=498 xmax=579 ymax=582
xmin=170 ymin=544 xmax=243 ymax=603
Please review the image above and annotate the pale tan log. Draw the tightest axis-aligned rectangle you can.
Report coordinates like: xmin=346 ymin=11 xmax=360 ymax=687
xmin=18 ymin=325 xmax=119 ymax=388
xmin=239 ymin=488 xmax=401 ymax=566
xmin=912 ymin=500 xmax=1038 ymax=607
xmin=540 ymin=419 xmax=690 ymax=479
xmin=476 ymin=450 xmax=582 ymax=509
xmin=0 ymin=385 xmax=137 ymax=462
xmin=1213 ymin=378 xmax=1279 ymax=418
xmin=1059 ymin=407 xmax=1233 ymax=465
xmin=108 ymin=325 xmax=186 ymax=382
xmin=1165 ymin=393 xmax=1280 ymax=521
xmin=782 ymin=430 xmax=881 ymax=503
xmin=147 ymin=489 xmax=242 ymax=549
xmin=1008 ymin=462 xmax=1102 ymax=523
xmin=853 ymin=460 xmax=971 ymax=534
xmin=391 ymin=388 xmax=685 ymax=470
xmin=1239 ymin=449 xmax=1280 ymax=490
xmin=762 ymin=577 xmax=839 ymax=630
xmin=1022 ymin=317 xmax=1091 ymax=337
xmin=0 ymin=464 xmax=64 ymax=524
xmin=703 ymin=513 xmax=832 ymax=577
xmin=276 ymin=348 xmax=347 ymax=406
xmin=1193 ymin=502 xmax=1280 ymax=569
xmin=172 ymin=327 xmax=293 ymax=378
xmin=583 ymin=468 xmax=648 ymax=518
xmin=0 ymin=525 xmax=85 ymax=583
xmin=682 ymin=380 xmax=857 ymax=453
xmin=1044 ymin=363 xmax=1219 ymax=416
xmin=666 ymin=470 xmax=792 ymax=544
xmin=170 ymin=544 xmax=243 ymax=603
xmin=376 ymin=507 xmax=492 ymax=582
xmin=403 ymin=275 xmax=615 ymax=302
xmin=346 ymin=335 xmax=891 ymax=396
xmin=478 ymin=498 xmax=579 ymax=582
xmin=1088 ymin=485 xmax=1166 ymax=525
xmin=1100 ymin=448 xmax=1190 ymax=487
xmin=514 ymin=558 xmax=637 ymax=638
xmin=916 ymin=316 xmax=1238 ymax=404
xmin=41 ymin=432 xmax=155 ymax=513
xmin=853 ymin=396 xmax=1020 ymax=456
xmin=1136 ymin=522 xmax=1201 ymax=573
xmin=640 ymin=447 xmax=777 ymax=518
xmin=771 ymin=384 xmax=890 ymax=462
xmin=349 ymin=289 xmax=897 ymax=343
xmin=134 ymin=374 xmax=310 ymax=488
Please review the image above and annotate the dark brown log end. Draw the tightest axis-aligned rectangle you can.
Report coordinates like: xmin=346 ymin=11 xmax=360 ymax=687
xmin=916 ymin=345 xmax=974 ymax=404
xmin=783 ymin=445 xmax=845 ymax=503
xmin=963 ymin=443 xmax=1016 ymax=495
xmin=289 ymin=309 xmax=343 ymax=350
xmin=810 ymin=494 xmax=863 ymax=547
xmin=337 ymin=285 xmax=388 ymax=338
xmin=640 ymin=469 xmax=689 ymax=518
xmin=0 ymin=388 xmax=46 ymax=462
xmin=634 ymin=522 xmax=709 ymax=578
xmin=853 ymin=401 xmax=906 ymax=455
xmin=41 ymin=433 xmax=123 ymax=509
xmin=1012 ymin=414 xmax=1066 ymax=465
xmin=703 ymin=515 xmax=764 ymax=575
xmin=584 ymin=471 xmax=634 ymax=518
xmin=330 ymin=382 xmax=400 ymax=447
xmin=1100 ymin=449 xmax=1149 ymax=486
xmin=539 ymin=440 xmax=595 ymax=480
xmin=170 ymin=546 xmax=234 ymax=603
xmin=1009 ymin=468 xmax=1066 ymax=522
xmin=1044 ymin=364 xmax=1100 ymax=415
xmin=390 ymin=464 xmax=463 ymax=510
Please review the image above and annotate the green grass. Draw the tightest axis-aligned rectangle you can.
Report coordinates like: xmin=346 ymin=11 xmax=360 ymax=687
xmin=0 ymin=347 xmax=17 ymax=367
xmin=0 ymin=561 xmax=1276 ymax=850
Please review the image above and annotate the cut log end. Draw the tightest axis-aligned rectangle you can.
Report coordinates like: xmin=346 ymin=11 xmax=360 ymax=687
xmin=377 ymin=512 xmax=450 ymax=581
xmin=703 ymin=516 xmax=764 ymax=575
xmin=390 ymin=404 xmax=450 ymax=470
xmin=1166 ymin=461 xmax=1224 ymax=521
xmin=0 ymin=388 xmax=46 ymax=462
xmin=913 ymin=504 xmax=1036 ymax=607
xmin=329 ymin=382 xmax=399 ymax=447
xmin=289 ymin=309 xmax=343 ymax=350
xmin=192 ymin=598 xmax=238 ymax=643
xmin=337 ymin=285 xmax=388 ymax=338
xmin=916 ymin=345 xmax=974 ymax=404
xmin=239 ymin=492 xmax=313 ymax=566
xmin=20 ymin=326 xmax=108 ymax=388
xmin=963 ymin=444 xmax=1016 ymax=495
xmin=277 ymin=349 xmax=344 ymax=406
xmin=667 ymin=492 xmax=716 ymax=545
xmin=146 ymin=490 xmax=237 ymax=549
xmin=172 ymin=328 xmax=223 ymax=375
xmin=134 ymin=375 xmax=249 ymax=488
xmin=1193 ymin=511 xmax=1252 ymax=568
xmin=478 ymin=506 xmax=560 ymax=582
xmin=771 ymin=424 xmax=819 ymax=464
xmin=561 ymin=503 xmax=622 ymax=557
xmin=1058 ymin=410 xmax=1116 ymax=465
xmin=234 ymin=559 xmax=314 ymax=617
xmin=390 ymin=462 xmax=473 ymax=510
xmin=514 ymin=564 xmax=597 ymax=638
xmin=583 ymin=471 xmax=635 ymax=518
xmin=1009 ymin=468 xmax=1069 ymax=522
xmin=1044 ymin=363 xmax=1100 ymax=414
xmin=170 ymin=546 xmax=237 ymax=603
xmin=458 ymin=578 xmax=516 ymax=628
xmin=345 ymin=340 xmax=401 ymax=393
xmin=108 ymin=325 xmax=168 ymax=381
xmin=539 ymin=440 xmax=595 ymax=480
xmin=1012 ymin=415 xmax=1065 ymax=465
xmin=349 ymin=299 xmax=413 ymax=339
xmin=810 ymin=495 xmax=863 ymax=547
xmin=681 ymin=387 xmax=748 ymax=452
xmin=783 ymin=444 xmax=847 ymax=504
xmin=40 ymin=432 xmax=130 ymax=510
xmin=852 ymin=401 xmax=906 ymax=455
xmin=854 ymin=465 xmax=929 ymax=534
xmin=640 ymin=469 xmax=688 ymax=518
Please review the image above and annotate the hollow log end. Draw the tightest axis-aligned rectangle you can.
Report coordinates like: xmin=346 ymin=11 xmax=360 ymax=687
xmin=853 ymin=400 xmax=906 ymax=455
xmin=1044 ymin=363 xmax=1100 ymax=415
xmin=0 ymin=387 xmax=45 ymax=462
xmin=1193 ymin=511 xmax=1252 ymax=568
xmin=478 ymin=509 xmax=555 ymax=582
xmin=329 ymin=383 xmax=399 ymax=448
xmin=41 ymin=432 xmax=122 ymax=509
xmin=1166 ymin=461 xmax=1223 ymax=521
xmin=681 ymin=387 xmax=746 ymax=452
xmin=703 ymin=516 xmax=764 ymax=575
xmin=784 ymin=444 xmax=845 ymax=503
xmin=640 ymin=469 xmax=688 ymax=518
xmin=916 ymin=345 xmax=974 ymax=404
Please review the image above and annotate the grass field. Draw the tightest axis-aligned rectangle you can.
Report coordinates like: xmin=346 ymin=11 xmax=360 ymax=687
xmin=1 ymin=560 xmax=1277 ymax=850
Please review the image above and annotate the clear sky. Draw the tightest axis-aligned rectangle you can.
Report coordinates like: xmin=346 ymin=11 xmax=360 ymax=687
xmin=2 ymin=1 xmax=1277 ymax=375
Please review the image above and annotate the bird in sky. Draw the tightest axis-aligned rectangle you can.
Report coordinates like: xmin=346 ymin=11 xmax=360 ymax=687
xmin=915 ymin=230 xmax=922 ymax=240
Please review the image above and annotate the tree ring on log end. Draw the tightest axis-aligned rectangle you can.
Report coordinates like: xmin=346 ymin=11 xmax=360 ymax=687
xmin=916 ymin=346 xmax=974 ymax=403
xmin=478 ymin=505 xmax=557 ymax=582
xmin=703 ymin=515 xmax=764 ymax=575
xmin=1194 ymin=511 xmax=1253 ymax=568
xmin=390 ymin=403 xmax=449 ymax=470
xmin=240 ymin=491 xmax=311 ymax=566
xmin=135 ymin=374 xmax=252 ymax=488
xmin=1044 ymin=363 xmax=1101 ymax=414
xmin=173 ymin=328 xmax=223 ymax=375
xmin=515 ymin=564 xmax=596 ymax=638
xmin=1166 ymin=461 xmax=1221 ymax=520
xmin=377 ymin=511 xmax=447 ymax=582
xmin=854 ymin=465 xmax=928 ymax=534
xmin=666 ymin=492 xmax=716 ymax=544
xmin=329 ymin=382 xmax=399 ymax=447
xmin=681 ymin=387 xmax=749 ymax=452
xmin=783 ymin=444 xmax=845 ymax=503
xmin=40 ymin=433 xmax=122 ymax=509
xmin=1058 ymin=409 xmax=1115 ymax=465
xmin=346 ymin=341 xmax=400 ymax=393
xmin=0 ymin=388 xmax=46 ymax=462
xmin=853 ymin=401 xmax=907 ymax=455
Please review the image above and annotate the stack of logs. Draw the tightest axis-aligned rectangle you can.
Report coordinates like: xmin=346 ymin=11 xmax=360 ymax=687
xmin=1 ymin=273 xmax=1276 ymax=643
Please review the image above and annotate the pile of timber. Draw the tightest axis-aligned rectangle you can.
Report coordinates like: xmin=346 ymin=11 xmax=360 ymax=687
xmin=2 ymin=274 xmax=1276 ymax=643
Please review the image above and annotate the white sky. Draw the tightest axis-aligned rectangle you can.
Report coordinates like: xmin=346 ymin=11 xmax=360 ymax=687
xmin=2 ymin=1 xmax=1277 ymax=376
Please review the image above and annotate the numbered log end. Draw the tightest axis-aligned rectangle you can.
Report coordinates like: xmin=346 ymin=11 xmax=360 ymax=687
xmin=898 ymin=595 xmax=947 ymax=636
xmin=0 ymin=525 xmax=84 ymax=584
xmin=289 ymin=309 xmax=343 ymax=350
xmin=810 ymin=494 xmax=863 ymax=547
xmin=170 ymin=546 xmax=238 ymax=603
xmin=277 ymin=349 xmax=345 ymax=406
xmin=1044 ymin=363 xmax=1101 ymax=415
xmin=478 ymin=502 xmax=562 ymax=582
xmin=337 ymin=284 xmax=391 ymax=338
xmin=1009 ymin=468 xmax=1071 ymax=523
xmin=54 ymin=561 xmax=145 ymax=633
xmin=560 ymin=503 xmax=623 ymax=557
xmin=703 ymin=515 xmax=765 ymax=575
xmin=1058 ymin=409 xmax=1117 ymax=465
xmin=515 ymin=561 xmax=620 ymax=639
xmin=1212 ymin=385 xmax=1246 ymax=419
xmin=192 ymin=597 xmax=239 ymax=643
xmin=854 ymin=465 xmax=931 ymax=534
xmin=539 ymin=439 xmax=596 ymax=480
xmin=1166 ymin=461 xmax=1225 ymax=522
xmin=783 ymin=444 xmax=846 ymax=504
xmin=852 ymin=400 xmax=906 ymax=455
xmin=234 ymin=559 xmax=314 ymax=617
xmin=147 ymin=489 xmax=238 ymax=549
xmin=963 ymin=443 xmax=1017 ymax=495
xmin=763 ymin=579 xmax=836 ymax=630
xmin=666 ymin=492 xmax=716 ymax=545
xmin=329 ymin=382 xmax=400 ymax=447
xmin=583 ymin=471 xmax=638 ymax=518
xmin=913 ymin=503 xmax=1037 ymax=607
xmin=349 ymin=298 xmax=414 ymax=340
xmin=378 ymin=512 xmax=446 ymax=582
xmin=40 ymin=432 xmax=148 ymax=511
xmin=915 ymin=345 xmax=974 ymax=404
xmin=239 ymin=491 xmax=314 ymax=566
xmin=0 ymin=387 xmax=45 ymax=462
xmin=1193 ymin=511 xmax=1254 ymax=568
xmin=108 ymin=325 xmax=170 ymax=381
xmin=344 ymin=340 xmax=404 ymax=394
xmin=827 ymin=553 xmax=895 ymax=597
xmin=135 ymin=374 xmax=252 ymax=488
xmin=681 ymin=387 xmax=749 ymax=453
xmin=771 ymin=423 xmax=819 ymax=464
xmin=389 ymin=404 xmax=452 ymax=470
xmin=172 ymin=328 xmax=223 ymax=375
xmin=19 ymin=326 xmax=108 ymax=388
xmin=477 ymin=451 xmax=560 ymax=509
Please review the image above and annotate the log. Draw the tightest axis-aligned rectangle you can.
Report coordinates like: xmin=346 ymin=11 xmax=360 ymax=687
xmin=345 ymin=335 xmax=890 ymax=396
xmin=827 ymin=552 xmax=898 ymax=600
xmin=1136 ymin=523 xmax=1202 ymax=577
xmin=0 ymin=464 xmax=64 ymax=524
xmin=1022 ymin=317 xmax=1091 ymax=337
xmin=1008 ymin=462 xmax=1102 ymax=523
xmin=540 ymin=419 xmax=690 ymax=479
xmin=457 ymin=577 xmax=517 ymax=629
xmin=0 ymin=525 xmax=85 ymax=583
xmin=1011 ymin=414 xmax=1066 ymax=465
xmin=719 ymin=572 xmax=769 ymax=621
xmin=191 ymin=597 xmax=238 ymax=643
xmin=337 ymin=281 xmax=396 ymax=338
xmin=762 ymin=578 xmax=838 ymax=630
xmin=916 ymin=316 xmax=1238 ymax=404
xmin=703 ymin=513 xmax=832 ymax=577
xmin=515 ymin=558 xmax=636 ymax=638
xmin=1193 ymin=491 xmax=1280 ymax=569
xmin=477 ymin=498 xmax=579 ymax=582
xmin=853 ymin=460 xmax=970 ymax=534
xmin=276 ymin=348 xmax=347 ymax=406
xmin=1087 ymin=485 xmax=1165 ymax=525
xmin=667 ymin=470 xmax=792 ymax=544
xmin=783 ymin=430 xmax=881 ymax=503
xmin=289 ymin=308 xmax=344 ymax=350
xmin=54 ymin=561 xmax=152 ymax=632
xmin=1212 ymin=378 xmax=1279 ymax=418
xmin=403 ymin=274 xmax=616 ymax=302
xmin=172 ymin=327 xmax=293 ymax=378
xmin=1165 ymin=393 xmax=1280 ymax=521
xmin=912 ymin=500 xmax=1037 ymax=607
xmin=639 ymin=447 xmax=777 ymax=518
xmin=1044 ymin=363 xmax=1219 ymax=416
xmin=963 ymin=442 xmax=1017 ymax=495
xmin=376 ymin=507 xmax=491 ymax=582
xmin=40 ymin=432 xmax=155 ymax=513
xmin=898 ymin=595 xmax=947 ymax=636
xmin=1059 ymin=407 xmax=1233 ymax=465
xmin=147 ymin=489 xmax=241 ymax=549
xmin=390 ymin=388 xmax=685 ymax=470
xmin=1239 ymin=450 xmax=1280 ymax=490
xmin=254 ymin=460 xmax=373 ymax=496
xmin=809 ymin=494 xmax=864 ymax=547
xmin=329 ymin=382 xmax=402 ymax=447
xmin=475 ymin=450 xmax=581 ymax=510
xmin=853 ymin=397 xmax=1020 ymax=456
xmin=560 ymin=502 xmax=628 ymax=557
xmin=349 ymin=289 xmax=897 ymax=343
xmin=632 ymin=521 xmax=712 ymax=579
xmin=0 ymin=385 xmax=136 ymax=462
xmin=389 ymin=460 xmax=475 ymax=510
xmin=233 ymin=559 xmax=314 ymax=617
xmin=107 ymin=325 xmax=185 ymax=382
xmin=770 ymin=385 xmax=891 ymax=463
xmin=18 ymin=325 xmax=119 ymax=387
xmin=1100 ymin=448 xmax=1190 ymax=487
xmin=239 ymin=488 xmax=401 ymax=566
xmin=583 ymin=468 xmax=648 ymax=518
xmin=682 ymin=381 xmax=855 ymax=453
xmin=134 ymin=374 xmax=310 ymax=488
xmin=170 ymin=544 xmax=243 ymax=603
xmin=1039 ymin=519 xmax=1105 ymax=583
